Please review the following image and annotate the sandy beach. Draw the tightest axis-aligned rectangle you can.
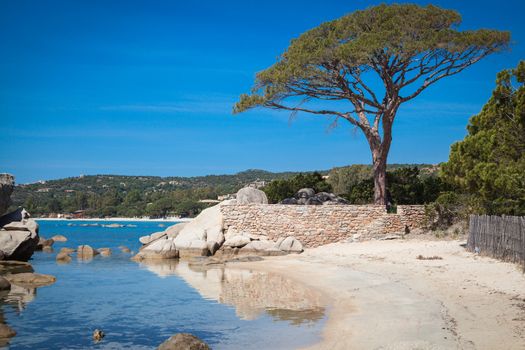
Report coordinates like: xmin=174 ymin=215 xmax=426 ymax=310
xmin=234 ymin=239 xmax=525 ymax=350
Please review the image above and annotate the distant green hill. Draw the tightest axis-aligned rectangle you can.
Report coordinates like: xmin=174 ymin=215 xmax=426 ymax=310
xmin=10 ymin=165 xmax=438 ymax=218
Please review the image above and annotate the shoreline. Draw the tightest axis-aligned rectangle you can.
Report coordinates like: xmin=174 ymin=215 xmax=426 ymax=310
xmin=34 ymin=217 xmax=193 ymax=222
xmin=232 ymin=239 xmax=525 ymax=350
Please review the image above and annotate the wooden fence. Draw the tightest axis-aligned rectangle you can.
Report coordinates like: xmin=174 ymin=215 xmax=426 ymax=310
xmin=467 ymin=215 xmax=525 ymax=270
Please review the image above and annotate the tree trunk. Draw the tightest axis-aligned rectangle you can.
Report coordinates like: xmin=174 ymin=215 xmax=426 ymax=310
xmin=372 ymin=150 xmax=388 ymax=206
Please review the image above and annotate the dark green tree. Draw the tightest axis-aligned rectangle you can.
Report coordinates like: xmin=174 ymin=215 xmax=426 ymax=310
xmin=234 ymin=4 xmax=509 ymax=205
xmin=442 ymin=61 xmax=525 ymax=215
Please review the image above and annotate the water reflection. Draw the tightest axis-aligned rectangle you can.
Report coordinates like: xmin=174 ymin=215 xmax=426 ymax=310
xmin=139 ymin=260 xmax=325 ymax=324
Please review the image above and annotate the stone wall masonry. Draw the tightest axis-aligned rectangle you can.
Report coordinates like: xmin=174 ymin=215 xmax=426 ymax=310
xmin=220 ymin=204 xmax=427 ymax=248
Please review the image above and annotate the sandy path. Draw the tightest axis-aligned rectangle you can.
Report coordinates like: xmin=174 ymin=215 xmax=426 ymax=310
xmin=233 ymin=239 xmax=525 ymax=350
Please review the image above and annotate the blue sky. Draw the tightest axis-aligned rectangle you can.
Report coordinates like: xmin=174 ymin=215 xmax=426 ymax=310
xmin=1 ymin=0 xmax=524 ymax=183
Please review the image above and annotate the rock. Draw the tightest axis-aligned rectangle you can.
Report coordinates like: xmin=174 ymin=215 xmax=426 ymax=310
xmin=0 ymin=261 xmax=33 ymax=274
xmin=165 ymin=222 xmax=188 ymax=238
xmin=207 ymin=241 xmax=220 ymax=256
xmin=51 ymin=235 xmax=67 ymax=242
xmin=305 ymin=197 xmax=323 ymax=205
xmin=223 ymin=235 xmax=250 ymax=248
xmin=0 ymin=228 xmax=39 ymax=261
xmin=379 ymin=234 xmax=401 ymax=240
xmin=42 ymin=246 xmax=54 ymax=253
xmin=278 ymin=236 xmax=303 ymax=253
xmin=60 ymin=247 xmax=75 ymax=254
xmin=132 ymin=239 xmax=178 ymax=260
xmin=36 ymin=237 xmax=54 ymax=250
xmin=314 ymin=192 xmax=335 ymax=202
xmin=296 ymin=197 xmax=307 ymax=205
xmin=281 ymin=198 xmax=297 ymax=205
xmin=242 ymin=240 xmax=276 ymax=252
xmin=119 ymin=246 xmax=131 ymax=253
xmin=0 ymin=323 xmax=16 ymax=341
xmin=56 ymin=252 xmax=72 ymax=263
xmin=296 ymin=188 xmax=315 ymax=199
xmin=77 ymin=245 xmax=99 ymax=259
xmin=5 ymin=272 xmax=56 ymax=287
xmin=0 ymin=276 xmax=10 ymax=291
xmin=157 ymin=333 xmax=210 ymax=350
xmin=139 ymin=231 xmax=167 ymax=245
xmin=93 ymin=329 xmax=105 ymax=342
xmin=0 ymin=174 xmax=14 ymax=217
xmin=102 ymin=223 xmax=123 ymax=228
xmin=235 ymin=187 xmax=268 ymax=205
xmin=280 ymin=198 xmax=298 ymax=205
xmin=174 ymin=205 xmax=223 ymax=256
xmin=97 ymin=248 xmax=112 ymax=257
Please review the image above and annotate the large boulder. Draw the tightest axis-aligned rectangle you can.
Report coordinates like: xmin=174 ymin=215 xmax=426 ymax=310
xmin=51 ymin=235 xmax=67 ymax=242
xmin=0 ymin=223 xmax=39 ymax=261
xmin=157 ymin=333 xmax=210 ymax=350
xmin=236 ymin=187 xmax=268 ymax=205
xmin=0 ymin=174 xmax=14 ymax=217
xmin=174 ymin=205 xmax=223 ymax=257
xmin=132 ymin=238 xmax=179 ymax=261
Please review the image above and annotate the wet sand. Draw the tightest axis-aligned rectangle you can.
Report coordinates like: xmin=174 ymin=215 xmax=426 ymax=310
xmin=233 ymin=239 xmax=525 ymax=350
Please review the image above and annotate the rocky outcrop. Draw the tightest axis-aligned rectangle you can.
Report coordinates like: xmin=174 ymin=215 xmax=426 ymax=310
xmin=0 ymin=174 xmax=14 ymax=217
xmin=174 ymin=205 xmax=224 ymax=257
xmin=0 ymin=175 xmax=40 ymax=261
xmin=0 ymin=208 xmax=40 ymax=261
xmin=236 ymin=187 xmax=268 ymax=205
xmin=157 ymin=333 xmax=210 ymax=350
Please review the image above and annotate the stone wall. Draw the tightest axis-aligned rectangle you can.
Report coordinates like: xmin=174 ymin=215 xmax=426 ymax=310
xmin=220 ymin=204 xmax=427 ymax=248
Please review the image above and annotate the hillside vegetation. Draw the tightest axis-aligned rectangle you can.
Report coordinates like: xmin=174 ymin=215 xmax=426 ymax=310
xmin=11 ymin=165 xmax=437 ymax=218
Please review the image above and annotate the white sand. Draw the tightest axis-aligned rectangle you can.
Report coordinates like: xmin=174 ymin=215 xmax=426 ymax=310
xmin=234 ymin=239 xmax=525 ymax=350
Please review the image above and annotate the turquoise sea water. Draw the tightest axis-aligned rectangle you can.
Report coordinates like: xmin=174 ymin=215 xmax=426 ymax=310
xmin=0 ymin=220 xmax=326 ymax=350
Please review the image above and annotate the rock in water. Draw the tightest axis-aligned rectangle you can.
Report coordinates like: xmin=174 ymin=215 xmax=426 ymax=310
xmin=36 ymin=237 xmax=54 ymax=251
xmin=157 ymin=333 xmax=210 ymax=350
xmin=132 ymin=239 xmax=178 ymax=261
xmin=51 ymin=235 xmax=67 ymax=242
xmin=59 ymin=247 xmax=75 ymax=254
xmin=0 ymin=174 xmax=14 ymax=217
xmin=236 ymin=187 xmax=268 ymax=204
xmin=77 ymin=245 xmax=99 ymax=259
xmin=56 ymin=252 xmax=72 ymax=263
xmin=93 ymin=329 xmax=105 ymax=342
xmin=97 ymin=248 xmax=112 ymax=257
xmin=0 ymin=226 xmax=39 ymax=261
xmin=5 ymin=272 xmax=56 ymax=287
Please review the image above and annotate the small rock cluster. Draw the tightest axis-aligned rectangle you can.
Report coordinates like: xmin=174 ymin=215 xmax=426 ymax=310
xmin=280 ymin=188 xmax=349 ymax=205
